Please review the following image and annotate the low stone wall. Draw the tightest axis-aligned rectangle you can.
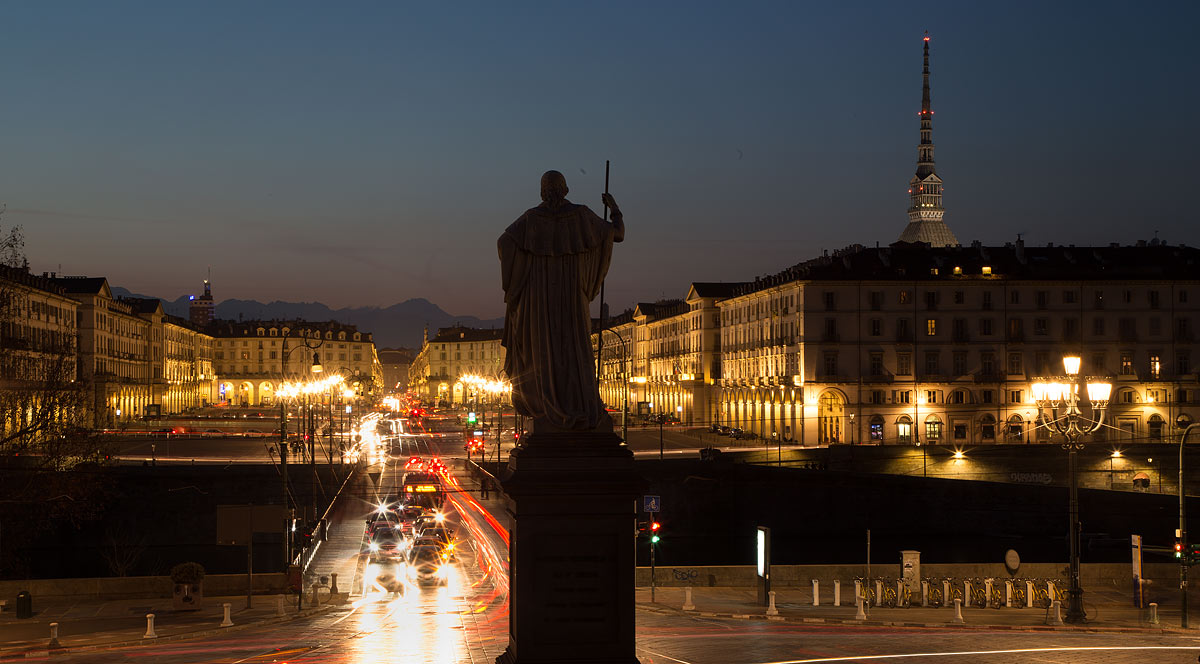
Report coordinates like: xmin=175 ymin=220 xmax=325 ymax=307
xmin=0 ymin=573 xmax=288 ymax=603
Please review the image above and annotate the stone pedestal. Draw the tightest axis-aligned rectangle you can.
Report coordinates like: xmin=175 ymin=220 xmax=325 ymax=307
xmin=496 ymin=432 xmax=644 ymax=664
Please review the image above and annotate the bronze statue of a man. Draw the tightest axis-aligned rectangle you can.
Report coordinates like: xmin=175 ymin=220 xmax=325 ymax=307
xmin=499 ymin=170 xmax=625 ymax=433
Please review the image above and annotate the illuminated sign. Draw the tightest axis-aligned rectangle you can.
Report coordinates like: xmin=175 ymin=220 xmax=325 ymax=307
xmin=405 ymin=484 xmax=439 ymax=493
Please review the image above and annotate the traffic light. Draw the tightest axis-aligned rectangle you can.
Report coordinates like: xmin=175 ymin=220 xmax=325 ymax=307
xmin=1176 ymin=540 xmax=1184 ymax=560
xmin=649 ymin=521 xmax=661 ymax=544
xmin=468 ymin=412 xmax=477 ymax=424
xmin=1188 ymin=544 xmax=1200 ymax=564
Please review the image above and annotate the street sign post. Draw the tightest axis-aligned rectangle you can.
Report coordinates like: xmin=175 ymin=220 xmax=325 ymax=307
xmin=217 ymin=504 xmax=287 ymax=609
xmin=643 ymin=495 xmax=661 ymax=513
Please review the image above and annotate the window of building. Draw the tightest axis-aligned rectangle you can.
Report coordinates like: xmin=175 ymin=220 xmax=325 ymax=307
xmin=1036 ymin=291 xmax=1048 ymax=309
xmin=895 ymin=390 xmax=912 ymax=404
xmin=925 ymin=417 xmax=942 ymax=442
xmin=1178 ymin=352 xmax=1191 ymax=376
xmin=869 ymin=291 xmax=883 ymax=311
xmin=870 ymin=390 xmax=885 ymax=404
xmin=898 ymin=291 xmax=910 ymax=305
xmin=982 ymin=291 xmax=993 ymax=310
xmin=823 ymin=351 xmax=838 ymax=376
xmin=1063 ymin=290 xmax=1076 ymax=304
xmin=896 ymin=416 xmax=912 ymax=444
xmin=1063 ymin=318 xmax=1079 ymax=341
xmin=869 ymin=352 xmax=884 ymax=376
xmin=926 ymin=319 xmax=937 ymax=336
xmin=1007 ymin=415 xmax=1024 ymax=441
xmin=981 ymin=352 xmax=995 ymax=376
xmin=948 ymin=389 xmax=966 ymax=404
xmin=924 ymin=352 xmax=940 ymax=375
xmin=1120 ymin=352 xmax=1134 ymax=375
xmin=981 ymin=415 xmax=996 ymax=440
xmin=1181 ymin=290 xmax=1189 ymax=304
xmin=980 ymin=318 xmax=993 ymax=336
xmin=870 ymin=319 xmax=882 ymax=336
xmin=1150 ymin=317 xmax=1162 ymax=337
xmin=1093 ymin=317 xmax=1106 ymax=336
xmin=953 ymin=352 xmax=967 ymax=376
xmin=924 ymin=291 xmax=938 ymax=310
xmin=1119 ymin=388 xmax=1135 ymax=404
xmin=869 ymin=417 xmax=884 ymax=442
xmin=1149 ymin=290 xmax=1161 ymax=309
xmin=981 ymin=389 xmax=994 ymax=404
xmin=1034 ymin=318 xmax=1049 ymax=335
xmin=1007 ymin=352 xmax=1023 ymax=375
xmin=954 ymin=423 xmax=968 ymax=440
xmin=1010 ymin=290 xmax=1020 ymax=305
xmin=925 ymin=389 xmax=938 ymax=404
xmin=823 ymin=292 xmax=836 ymax=311
xmin=1179 ymin=318 xmax=1191 ymax=340
xmin=897 ymin=353 xmax=912 ymax=375
xmin=1094 ymin=290 xmax=1104 ymax=309
xmin=1009 ymin=389 xmax=1024 ymax=404
xmin=1148 ymin=414 xmax=1165 ymax=442
xmin=1090 ymin=353 xmax=1105 ymax=373
xmin=824 ymin=318 xmax=837 ymax=339
xmin=1124 ymin=290 xmax=1133 ymax=304
xmin=1149 ymin=354 xmax=1162 ymax=379
xmin=897 ymin=318 xmax=911 ymax=340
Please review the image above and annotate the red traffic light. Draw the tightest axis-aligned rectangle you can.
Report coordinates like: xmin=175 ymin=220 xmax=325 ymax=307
xmin=650 ymin=522 xmax=661 ymax=532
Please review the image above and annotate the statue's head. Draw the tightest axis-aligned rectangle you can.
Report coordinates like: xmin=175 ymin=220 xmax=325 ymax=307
xmin=540 ymin=170 xmax=569 ymax=206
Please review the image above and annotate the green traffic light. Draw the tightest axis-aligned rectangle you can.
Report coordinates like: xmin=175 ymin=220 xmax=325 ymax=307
xmin=650 ymin=535 xmax=660 ymax=544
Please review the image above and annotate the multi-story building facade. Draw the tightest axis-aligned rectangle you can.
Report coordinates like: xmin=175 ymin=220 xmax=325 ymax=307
xmin=409 ymin=326 xmax=504 ymax=405
xmin=163 ymin=315 xmax=215 ymax=413
xmin=208 ymin=320 xmax=382 ymax=406
xmin=49 ymin=277 xmax=155 ymax=426
xmin=0 ymin=267 xmax=81 ymax=438
xmin=378 ymin=347 xmax=415 ymax=393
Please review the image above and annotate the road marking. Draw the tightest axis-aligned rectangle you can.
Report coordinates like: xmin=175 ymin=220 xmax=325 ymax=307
xmin=759 ymin=646 xmax=1200 ymax=663
xmin=638 ymin=646 xmax=697 ymax=663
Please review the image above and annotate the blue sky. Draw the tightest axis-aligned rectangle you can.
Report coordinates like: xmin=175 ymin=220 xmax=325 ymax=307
xmin=1 ymin=1 xmax=1196 ymax=316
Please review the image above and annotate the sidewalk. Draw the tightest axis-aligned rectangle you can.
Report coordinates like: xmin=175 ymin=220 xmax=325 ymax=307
xmin=0 ymin=593 xmax=335 ymax=658
xmin=635 ymin=585 xmax=1191 ymax=633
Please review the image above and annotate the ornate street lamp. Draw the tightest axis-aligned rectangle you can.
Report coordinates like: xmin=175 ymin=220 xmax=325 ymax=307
xmin=1032 ymin=355 xmax=1111 ymax=624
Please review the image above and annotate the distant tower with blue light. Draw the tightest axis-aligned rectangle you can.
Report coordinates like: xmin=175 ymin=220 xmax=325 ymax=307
xmin=190 ymin=278 xmax=215 ymax=327
xmin=898 ymin=32 xmax=958 ymax=247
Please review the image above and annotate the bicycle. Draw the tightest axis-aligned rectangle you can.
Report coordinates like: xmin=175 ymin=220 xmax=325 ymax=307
xmin=881 ymin=582 xmax=898 ymax=608
xmin=987 ymin=579 xmax=1004 ymax=609
xmin=968 ymin=578 xmax=987 ymax=608
xmin=1030 ymin=580 xmax=1052 ymax=609
xmin=945 ymin=578 xmax=964 ymax=604
xmin=925 ymin=579 xmax=944 ymax=608
xmin=855 ymin=577 xmax=877 ymax=608
xmin=1051 ymin=581 xmax=1068 ymax=603
xmin=897 ymin=583 xmax=913 ymax=608
xmin=1009 ymin=580 xmax=1027 ymax=608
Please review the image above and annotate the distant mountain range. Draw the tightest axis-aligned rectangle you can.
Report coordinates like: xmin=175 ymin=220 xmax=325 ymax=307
xmin=109 ymin=287 xmax=502 ymax=349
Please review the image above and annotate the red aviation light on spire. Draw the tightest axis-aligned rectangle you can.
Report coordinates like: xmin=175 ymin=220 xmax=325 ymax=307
xmin=924 ymin=36 xmax=930 ymax=42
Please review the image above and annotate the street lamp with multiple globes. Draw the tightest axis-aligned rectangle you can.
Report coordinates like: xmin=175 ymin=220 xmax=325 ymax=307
xmin=1032 ymin=355 xmax=1112 ymax=624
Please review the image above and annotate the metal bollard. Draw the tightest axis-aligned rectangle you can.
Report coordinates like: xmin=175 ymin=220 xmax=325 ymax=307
xmin=766 ymin=590 xmax=779 ymax=616
xmin=921 ymin=580 xmax=929 ymax=607
xmin=834 ymin=580 xmax=841 ymax=607
xmin=276 ymin=595 xmax=286 ymax=617
xmin=330 ymin=573 xmax=339 ymax=595
xmin=1048 ymin=600 xmax=1064 ymax=626
xmin=1026 ymin=580 xmax=1035 ymax=608
xmin=682 ymin=587 xmax=695 ymax=611
xmin=951 ymin=598 xmax=964 ymax=624
xmin=49 ymin=622 xmax=61 ymax=648
xmin=874 ymin=579 xmax=882 ymax=607
xmin=144 ymin=613 xmax=157 ymax=639
xmin=220 ymin=602 xmax=233 ymax=627
xmin=963 ymin=580 xmax=972 ymax=608
xmin=1149 ymin=602 xmax=1159 ymax=625
xmin=1005 ymin=580 xmax=1013 ymax=608
xmin=811 ymin=579 xmax=820 ymax=606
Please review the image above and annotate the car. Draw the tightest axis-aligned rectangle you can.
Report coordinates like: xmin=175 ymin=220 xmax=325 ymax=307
xmin=368 ymin=525 xmax=405 ymax=563
xmin=366 ymin=512 xmax=397 ymax=538
xmin=407 ymin=544 xmax=449 ymax=585
xmin=417 ymin=526 xmax=459 ymax=560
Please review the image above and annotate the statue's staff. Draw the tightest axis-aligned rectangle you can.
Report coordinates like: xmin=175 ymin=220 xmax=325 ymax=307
xmin=597 ymin=159 xmax=610 ymax=378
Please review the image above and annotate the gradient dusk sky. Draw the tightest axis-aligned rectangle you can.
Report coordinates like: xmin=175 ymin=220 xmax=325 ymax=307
xmin=1 ymin=1 xmax=1196 ymax=317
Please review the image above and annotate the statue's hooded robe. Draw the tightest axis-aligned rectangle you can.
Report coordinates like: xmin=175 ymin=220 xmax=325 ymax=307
xmin=499 ymin=199 xmax=614 ymax=431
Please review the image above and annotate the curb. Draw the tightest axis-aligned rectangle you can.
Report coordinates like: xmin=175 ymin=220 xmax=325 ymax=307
xmin=0 ymin=601 xmax=342 ymax=660
xmin=634 ymin=603 xmax=1189 ymax=635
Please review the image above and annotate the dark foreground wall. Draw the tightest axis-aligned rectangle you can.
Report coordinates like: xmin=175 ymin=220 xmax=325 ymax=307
xmin=635 ymin=458 xmax=1191 ymax=569
xmin=18 ymin=464 xmax=349 ymax=579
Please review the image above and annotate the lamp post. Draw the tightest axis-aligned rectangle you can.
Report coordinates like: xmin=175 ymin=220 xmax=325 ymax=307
xmin=604 ymin=327 xmax=631 ymax=443
xmin=1178 ymin=422 xmax=1200 ymax=629
xmin=1032 ymin=355 xmax=1111 ymax=625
